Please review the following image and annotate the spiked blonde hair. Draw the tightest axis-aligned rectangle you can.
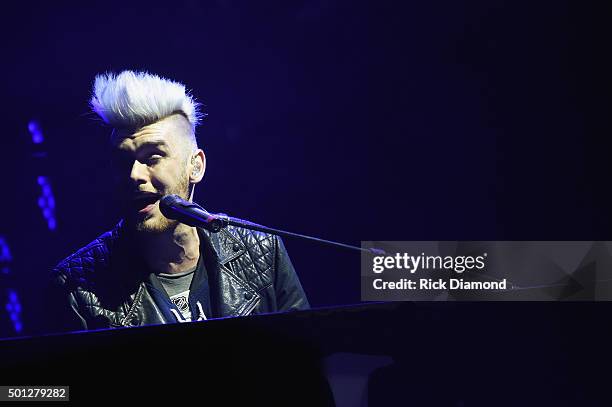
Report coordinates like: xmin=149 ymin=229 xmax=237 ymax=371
xmin=89 ymin=70 xmax=203 ymax=132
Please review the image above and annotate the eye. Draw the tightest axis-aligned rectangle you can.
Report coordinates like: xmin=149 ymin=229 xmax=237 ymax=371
xmin=146 ymin=154 xmax=163 ymax=165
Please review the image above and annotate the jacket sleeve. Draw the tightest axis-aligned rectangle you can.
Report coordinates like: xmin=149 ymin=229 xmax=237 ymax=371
xmin=273 ymin=236 xmax=310 ymax=311
xmin=42 ymin=270 xmax=89 ymax=334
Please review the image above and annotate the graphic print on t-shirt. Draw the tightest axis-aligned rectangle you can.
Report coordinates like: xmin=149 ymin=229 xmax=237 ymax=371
xmin=169 ymin=290 xmax=192 ymax=321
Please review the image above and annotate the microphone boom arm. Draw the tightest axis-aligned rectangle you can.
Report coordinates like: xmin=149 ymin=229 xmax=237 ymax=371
xmin=215 ymin=214 xmax=385 ymax=255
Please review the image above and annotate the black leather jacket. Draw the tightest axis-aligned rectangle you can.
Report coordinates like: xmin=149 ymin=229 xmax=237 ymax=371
xmin=46 ymin=220 xmax=310 ymax=333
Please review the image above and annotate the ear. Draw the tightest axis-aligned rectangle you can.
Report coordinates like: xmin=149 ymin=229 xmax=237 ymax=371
xmin=189 ymin=149 xmax=206 ymax=184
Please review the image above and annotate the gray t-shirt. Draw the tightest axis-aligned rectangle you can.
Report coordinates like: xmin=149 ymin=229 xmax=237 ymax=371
xmin=157 ymin=267 xmax=196 ymax=321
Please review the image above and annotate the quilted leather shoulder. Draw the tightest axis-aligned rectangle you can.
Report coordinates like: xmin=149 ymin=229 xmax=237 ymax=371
xmin=51 ymin=226 xmax=120 ymax=290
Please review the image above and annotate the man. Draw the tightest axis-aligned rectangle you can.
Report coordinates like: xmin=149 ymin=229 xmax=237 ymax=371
xmin=46 ymin=70 xmax=309 ymax=333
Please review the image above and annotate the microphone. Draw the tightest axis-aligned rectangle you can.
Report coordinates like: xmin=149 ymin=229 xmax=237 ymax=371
xmin=159 ymin=194 xmax=225 ymax=232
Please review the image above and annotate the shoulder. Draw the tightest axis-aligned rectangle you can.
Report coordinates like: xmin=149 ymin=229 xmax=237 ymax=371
xmin=50 ymin=223 xmax=122 ymax=288
xmin=216 ymin=225 xmax=283 ymax=265
xmin=205 ymin=225 xmax=281 ymax=273
xmin=226 ymin=225 xmax=277 ymax=249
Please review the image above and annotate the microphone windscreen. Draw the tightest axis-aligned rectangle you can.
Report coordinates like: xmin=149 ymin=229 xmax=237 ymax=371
xmin=159 ymin=194 xmax=183 ymax=219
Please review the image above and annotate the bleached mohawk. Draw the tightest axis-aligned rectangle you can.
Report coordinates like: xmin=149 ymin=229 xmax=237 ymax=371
xmin=90 ymin=70 xmax=202 ymax=131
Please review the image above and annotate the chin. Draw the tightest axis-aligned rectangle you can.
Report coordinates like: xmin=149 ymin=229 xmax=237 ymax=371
xmin=136 ymin=218 xmax=177 ymax=234
xmin=129 ymin=211 xmax=178 ymax=234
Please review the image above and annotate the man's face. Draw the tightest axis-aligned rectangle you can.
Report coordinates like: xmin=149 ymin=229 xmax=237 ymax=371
xmin=111 ymin=115 xmax=193 ymax=233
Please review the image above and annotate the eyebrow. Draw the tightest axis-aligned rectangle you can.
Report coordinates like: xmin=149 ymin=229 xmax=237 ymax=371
xmin=136 ymin=139 xmax=169 ymax=150
xmin=131 ymin=140 xmax=168 ymax=152
xmin=112 ymin=139 xmax=170 ymax=160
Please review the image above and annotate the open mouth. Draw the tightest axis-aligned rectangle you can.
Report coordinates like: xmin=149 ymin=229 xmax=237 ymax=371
xmin=131 ymin=193 xmax=160 ymax=214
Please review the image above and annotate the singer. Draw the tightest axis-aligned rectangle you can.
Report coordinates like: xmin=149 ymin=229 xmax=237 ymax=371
xmin=44 ymin=70 xmax=310 ymax=333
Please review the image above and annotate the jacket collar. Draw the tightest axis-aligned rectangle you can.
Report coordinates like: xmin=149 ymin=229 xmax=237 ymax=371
xmin=201 ymin=227 xmax=246 ymax=265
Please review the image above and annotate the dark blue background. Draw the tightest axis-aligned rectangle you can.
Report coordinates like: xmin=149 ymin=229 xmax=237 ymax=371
xmin=0 ymin=0 xmax=610 ymax=337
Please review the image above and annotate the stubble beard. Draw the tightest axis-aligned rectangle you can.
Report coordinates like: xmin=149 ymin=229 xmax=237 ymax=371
xmin=129 ymin=175 xmax=191 ymax=234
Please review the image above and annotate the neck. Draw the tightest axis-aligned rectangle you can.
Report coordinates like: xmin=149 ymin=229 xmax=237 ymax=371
xmin=135 ymin=223 xmax=201 ymax=274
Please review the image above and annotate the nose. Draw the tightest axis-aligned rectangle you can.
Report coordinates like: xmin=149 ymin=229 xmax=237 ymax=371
xmin=129 ymin=159 xmax=148 ymax=186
